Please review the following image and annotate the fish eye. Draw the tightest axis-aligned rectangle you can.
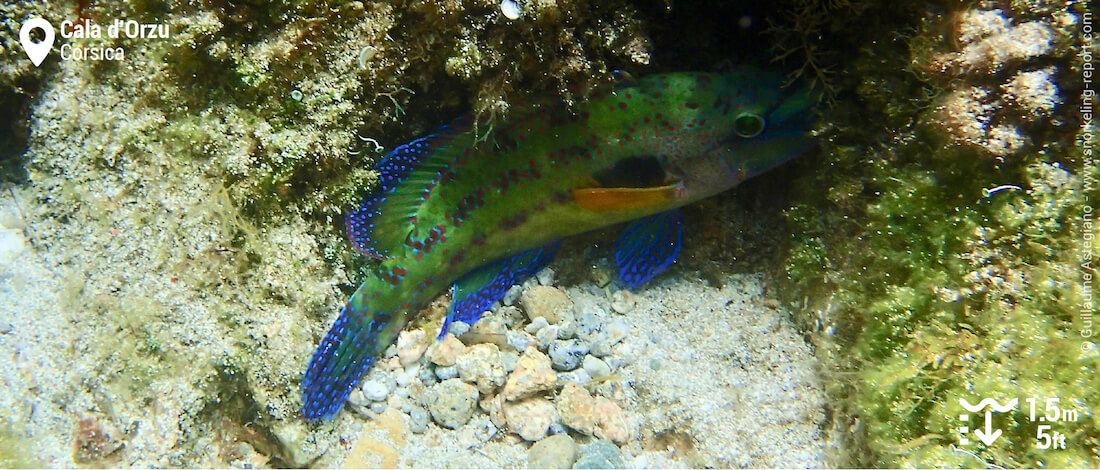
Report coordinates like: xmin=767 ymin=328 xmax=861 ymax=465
xmin=733 ymin=112 xmax=765 ymax=138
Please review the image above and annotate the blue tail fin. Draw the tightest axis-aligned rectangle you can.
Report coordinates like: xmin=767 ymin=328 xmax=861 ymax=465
xmin=301 ymin=301 xmax=401 ymax=421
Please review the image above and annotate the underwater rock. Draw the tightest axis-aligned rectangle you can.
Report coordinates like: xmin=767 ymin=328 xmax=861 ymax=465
xmin=426 ymin=379 xmax=479 ymax=430
xmin=572 ymin=440 xmax=625 ymax=469
xmin=573 ymin=311 xmax=603 ymax=341
xmin=502 ymin=347 xmax=557 ymax=401
xmin=536 ymin=267 xmax=555 ymax=286
xmin=525 ymin=316 xmax=550 ymax=334
xmin=549 ymin=339 xmax=589 ymax=371
xmin=361 ymin=379 xmax=390 ymax=402
xmin=609 ymin=290 xmax=634 ymax=314
xmin=520 ymin=286 xmax=574 ymax=324
xmin=582 ymin=355 xmax=611 ymax=380
xmin=456 ymin=343 xmax=507 ymax=394
xmin=435 ymin=365 xmax=459 ymax=381
xmin=503 ymin=397 xmax=558 ymax=442
xmin=408 ymin=406 xmax=430 ymax=434
xmin=555 ymin=382 xmax=597 ymax=436
xmin=506 ymin=330 xmax=532 ymax=352
xmin=592 ymin=397 xmax=631 ymax=444
xmin=535 ymin=325 xmax=559 ymax=350
xmin=427 ymin=334 xmax=467 ymax=367
xmin=527 ymin=433 xmax=578 ymax=469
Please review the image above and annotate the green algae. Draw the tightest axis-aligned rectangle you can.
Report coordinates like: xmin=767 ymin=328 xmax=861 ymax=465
xmin=2 ymin=0 xmax=1095 ymax=466
xmin=776 ymin=2 xmax=1099 ymax=466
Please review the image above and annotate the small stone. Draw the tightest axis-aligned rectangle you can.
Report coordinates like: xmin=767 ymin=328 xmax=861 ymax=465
xmin=588 ymin=337 xmax=612 ymax=358
xmin=603 ymin=357 xmax=624 ymax=373
xmin=428 ymin=334 xmax=467 ymax=367
xmin=456 ymin=343 xmax=507 ymax=393
xmin=520 ymin=286 xmax=574 ymax=324
xmin=525 ymin=316 xmax=550 ymax=334
xmin=582 ymin=355 xmax=611 ymax=379
xmin=506 ymin=330 xmax=531 ymax=352
xmin=448 ymin=321 xmax=471 ymax=338
xmin=369 ymin=401 xmax=387 ymax=414
xmin=610 ymin=290 xmax=635 ymax=314
xmin=556 ymin=317 xmax=578 ymax=339
xmin=481 ymin=393 xmax=507 ymax=428
xmin=426 ymin=379 xmax=479 ymax=429
xmin=574 ymin=311 xmax=603 ymax=340
xmin=407 ymin=381 xmax=427 ymax=405
xmin=557 ymin=369 xmax=592 ymax=385
xmin=498 ymin=305 xmax=524 ymax=327
xmin=502 ymin=285 xmax=523 ymax=306
xmin=362 ymin=380 xmax=390 ymax=402
xmin=395 ymin=365 xmax=417 ymax=387
xmin=593 ymin=397 xmax=631 ymax=444
xmin=408 ymin=406 xmax=429 ymax=434
xmin=502 ymin=347 xmax=557 ymax=401
xmin=460 ymin=416 xmax=499 ymax=448
xmin=604 ymin=319 xmax=629 ymax=346
xmin=555 ymin=382 xmax=597 ymax=435
xmin=503 ymin=397 xmax=558 ymax=441
xmin=346 ymin=388 xmax=369 ymax=407
xmin=536 ymin=267 xmax=555 ymax=286
xmin=535 ymin=325 xmax=559 ymax=350
xmin=501 ymin=350 xmax=520 ymax=373
xmin=419 ymin=365 xmax=438 ymax=386
xmin=527 ymin=433 xmax=577 ymax=469
xmin=549 ymin=422 xmax=566 ymax=435
xmin=573 ymin=441 xmax=625 ymax=469
xmin=435 ymin=365 xmax=459 ymax=380
xmin=549 ymin=339 xmax=589 ymax=371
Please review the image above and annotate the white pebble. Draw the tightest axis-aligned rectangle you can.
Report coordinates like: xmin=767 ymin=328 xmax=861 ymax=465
xmin=362 ymin=380 xmax=390 ymax=401
xmin=525 ymin=316 xmax=550 ymax=334
xmin=536 ymin=267 xmax=555 ymax=286
xmin=582 ymin=355 xmax=611 ymax=379
xmin=502 ymin=285 xmax=523 ymax=306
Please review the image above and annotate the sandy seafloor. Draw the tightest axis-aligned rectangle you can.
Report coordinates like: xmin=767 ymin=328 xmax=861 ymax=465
xmin=0 ymin=182 xmax=836 ymax=467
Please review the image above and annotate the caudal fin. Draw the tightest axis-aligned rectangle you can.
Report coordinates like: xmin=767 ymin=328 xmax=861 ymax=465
xmin=301 ymin=301 xmax=403 ymax=421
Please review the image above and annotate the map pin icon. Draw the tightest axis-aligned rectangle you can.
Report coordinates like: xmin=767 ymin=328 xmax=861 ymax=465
xmin=20 ymin=18 xmax=55 ymax=67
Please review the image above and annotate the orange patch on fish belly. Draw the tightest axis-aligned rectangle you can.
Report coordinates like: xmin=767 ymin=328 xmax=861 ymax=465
xmin=571 ymin=184 xmax=680 ymax=212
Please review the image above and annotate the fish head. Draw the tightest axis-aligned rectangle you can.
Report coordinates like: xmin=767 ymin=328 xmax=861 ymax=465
xmin=663 ymin=69 xmax=819 ymax=201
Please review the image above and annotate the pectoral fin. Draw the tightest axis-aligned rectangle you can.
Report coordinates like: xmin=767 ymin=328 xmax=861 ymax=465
xmin=572 ymin=184 xmax=681 ymax=212
xmin=614 ymin=209 xmax=682 ymax=288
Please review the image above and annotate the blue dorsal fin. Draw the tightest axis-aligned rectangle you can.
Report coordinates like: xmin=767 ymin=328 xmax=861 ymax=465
xmin=440 ymin=242 xmax=560 ymax=338
xmin=614 ymin=210 xmax=682 ymax=289
xmin=346 ymin=115 xmax=477 ymax=259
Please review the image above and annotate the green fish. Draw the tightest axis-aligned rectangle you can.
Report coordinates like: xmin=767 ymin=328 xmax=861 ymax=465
xmin=302 ymin=68 xmax=817 ymax=420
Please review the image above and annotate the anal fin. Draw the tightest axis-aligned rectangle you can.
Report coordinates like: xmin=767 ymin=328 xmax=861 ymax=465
xmin=441 ymin=242 xmax=561 ymax=338
xmin=614 ymin=209 xmax=682 ymax=288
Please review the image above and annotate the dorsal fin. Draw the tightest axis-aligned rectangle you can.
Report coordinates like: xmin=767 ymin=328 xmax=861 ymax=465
xmin=346 ymin=115 xmax=476 ymax=259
